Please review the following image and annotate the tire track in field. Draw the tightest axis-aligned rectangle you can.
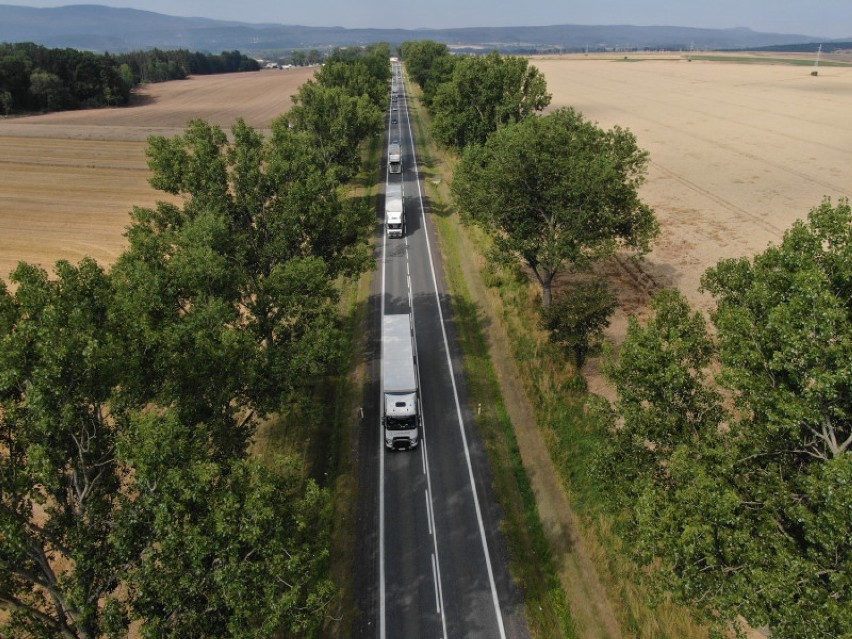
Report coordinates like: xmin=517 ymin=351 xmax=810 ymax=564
xmin=651 ymin=160 xmax=787 ymax=238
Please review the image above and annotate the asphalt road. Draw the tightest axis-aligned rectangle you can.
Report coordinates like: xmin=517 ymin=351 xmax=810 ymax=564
xmin=353 ymin=63 xmax=530 ymax=639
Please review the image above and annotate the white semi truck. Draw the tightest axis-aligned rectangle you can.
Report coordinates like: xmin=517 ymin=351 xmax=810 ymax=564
xmin=382 ymin=314 xmax=419 ymax=450
xmin=385 ymin=182 xmax=404 ymax=238
xmin=388 ymin=141 xmax=401 ymax=174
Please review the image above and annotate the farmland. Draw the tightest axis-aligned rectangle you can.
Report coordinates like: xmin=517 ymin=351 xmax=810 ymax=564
xmin=532 ymin=55 xmax=852 ymax=392
xmin=0 ymin=67 xmax=314 ymax=280
xmin=1 ymin=49 xmax=851 ymax=639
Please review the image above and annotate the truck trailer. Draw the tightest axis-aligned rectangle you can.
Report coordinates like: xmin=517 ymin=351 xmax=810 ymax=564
xmin=388 ymin=141 xmax=401 ymax=174
xmin=385 ymin=182 xmax=404 ymax=238
xmin=382 ymin=314 xmax=419 ymax=450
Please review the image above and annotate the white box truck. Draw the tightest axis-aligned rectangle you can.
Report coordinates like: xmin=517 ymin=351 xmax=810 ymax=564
xmin=385 ymin=182 xmax=404 ymax=238
xmin=388 ymin=141 xmax=401 ymax=174
xmin=382 ymin=314 xmax=419 ymax=450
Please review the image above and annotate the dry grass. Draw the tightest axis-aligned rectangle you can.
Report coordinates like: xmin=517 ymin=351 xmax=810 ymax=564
xmin=0 ymin=67 xmax=315 ymax=280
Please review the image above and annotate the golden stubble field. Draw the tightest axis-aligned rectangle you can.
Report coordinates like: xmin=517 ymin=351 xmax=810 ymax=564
xmin=0 ymin=67 xmax=315 ymax=280
xmin=2 ymin=56 xmax=851 ymax=340
xmin=533 ymin=55 xmax=852 ymax=393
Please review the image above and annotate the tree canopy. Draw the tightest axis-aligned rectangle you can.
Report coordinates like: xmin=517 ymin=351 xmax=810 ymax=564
xmin=399 ymin=40 xmax=456 ymax=106
xmin=430 ymin=51 xmax=551 ymax=149
xmin=113 ymin=117 xmax=371 ymax=425
xmin=400 ymin=40 xmax=448 ymax=89
xmin=452 ymin=106 xmax=658 ymax=305
xmin=314 ymin=44 xmax=391 ymax=109
xmin=1 ymin=45 xmax=382 ymax=636
xmin=0 ymin=261 xmax=334 ymax=638
xmin=289 ymin=80 xmax=383 ymax=183
xmin=599 ymin=199 xmax=852 ymax=638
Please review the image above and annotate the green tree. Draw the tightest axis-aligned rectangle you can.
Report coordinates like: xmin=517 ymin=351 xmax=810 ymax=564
xmin=0 ymin=260 xmax=123 ymax=639
xmin=400 ymin=39 xmax=448 ymax=88
xmin=0 ymin=48 xmax=33 ymax=111
xmin=315 ymin=52 xmax=388 ymax=108
xmin=600 ymin=288 xmax=724 ymax=512
xmin=600 ymin=200 xmax=852 ymax=638
xmin=453 ymin=107 xmax=658 ymax=306
xmin=113 ymin=119 xmax=371 ymax=424
xmin=306 ymin=49 xmax=322 ymax=66
xmin=116 ymin=411 xmax=334 ymax=639
xmin=289 ymin=80 xmax=383 ymax=182
xmin=0 ymin=261 xmax=336 ymax=637
xmin=540 ymin=280 xmax=618 ymax=369
xmin=117 ymin=62 xmax=134 ymax=92
xmin=420 ymin=52 xmax=458 ymax=108
xmin=0 ymin=89 xmax=12 ymax=114
xmin=28 ymin=69 xmax=68 ymax=110
xmin=430 ymin=51 xmax=551 ymax=148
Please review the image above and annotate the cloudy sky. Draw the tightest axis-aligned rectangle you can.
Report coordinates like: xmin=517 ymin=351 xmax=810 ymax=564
xmin=10 ymin=0 xmax=852 ymax=38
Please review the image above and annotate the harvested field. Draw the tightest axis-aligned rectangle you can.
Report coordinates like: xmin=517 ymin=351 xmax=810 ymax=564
xmin=534 ymin=55 xmax=852 ymax=395
xmin=0 ymin=67 xmax=314 ymax=280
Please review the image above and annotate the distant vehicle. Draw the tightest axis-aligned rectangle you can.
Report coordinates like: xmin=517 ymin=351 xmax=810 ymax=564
xmin=388 ymin=142 xmax=401 ymax=174
xmin=391 ymin=116 xmax=398 ymax=124
xmin=382 ymin=314 xmax=419 ymax=450
xmin=385 ymin=182 xmax=404 ymax=238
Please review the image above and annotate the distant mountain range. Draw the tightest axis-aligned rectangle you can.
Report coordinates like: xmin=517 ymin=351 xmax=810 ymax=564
xmin=0 ymin=4 xmax=847 ymax=54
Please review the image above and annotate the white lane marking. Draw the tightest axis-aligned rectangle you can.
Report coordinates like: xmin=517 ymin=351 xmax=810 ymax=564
xmin=378 ymin=74 xmax=397 ymax=639
xmin=426 ymin=490 xmax=433 ymax=535
xmin=379 ymin=181 xmax=387 ymax=639
xmin=404 ymin=77 xmax=508 ymax=639
xmin=400 ymin=74 xmax=449 ymax=639
xmin=431 ymin=553 xmax=441 ymax=614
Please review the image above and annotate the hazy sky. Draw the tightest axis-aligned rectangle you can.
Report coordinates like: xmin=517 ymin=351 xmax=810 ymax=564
xmin=10 ymin=1 xmax=852 ymax=38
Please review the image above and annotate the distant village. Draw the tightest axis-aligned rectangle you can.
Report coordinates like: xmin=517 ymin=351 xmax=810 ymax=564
xmin=255 ymin=49 xmax=326 ymax=68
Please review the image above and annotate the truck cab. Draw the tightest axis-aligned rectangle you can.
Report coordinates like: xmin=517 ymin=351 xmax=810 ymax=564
xmin=384 ymin=393 xmax=419 ymax=450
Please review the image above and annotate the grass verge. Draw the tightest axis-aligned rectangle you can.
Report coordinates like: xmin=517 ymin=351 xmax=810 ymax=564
xmin=406 ymin=76 xmax=577 ymax=638
xmin=476 ymin=255 xmax=710 ymax=638
xmin=253 ymin=133 xmax=382 ymax=638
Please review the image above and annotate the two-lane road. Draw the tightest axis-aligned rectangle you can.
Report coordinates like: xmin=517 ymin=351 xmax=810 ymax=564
xmin=355 ymin=61 xmax=529 ymax=639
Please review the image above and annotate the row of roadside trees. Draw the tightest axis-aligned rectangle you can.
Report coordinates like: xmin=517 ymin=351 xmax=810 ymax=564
xmin=402 ymin=40 xmax=850 ymax=638
xmin=401 ymin=39 xmax=657 ymax=357
xmin=0 ymin=44 xmax=387 ymax=639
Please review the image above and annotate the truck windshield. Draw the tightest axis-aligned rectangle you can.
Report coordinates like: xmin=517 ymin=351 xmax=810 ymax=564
xmin=386 ymin=416 xmax=416 ymax=430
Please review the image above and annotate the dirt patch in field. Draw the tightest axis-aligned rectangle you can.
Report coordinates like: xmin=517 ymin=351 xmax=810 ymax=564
xmin=0 ymin=67 xmax=314 ymax=280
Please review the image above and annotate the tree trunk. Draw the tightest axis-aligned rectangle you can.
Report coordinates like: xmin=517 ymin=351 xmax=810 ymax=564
xmin=541 ymin=280 xmax=552 ymax=307
xmin=528 ymin=260 xmax=557 ymax=307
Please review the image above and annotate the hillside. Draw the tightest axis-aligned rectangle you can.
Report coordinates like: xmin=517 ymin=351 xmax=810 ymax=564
xmin=0 ymin=3 xmax=845 ymax=53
